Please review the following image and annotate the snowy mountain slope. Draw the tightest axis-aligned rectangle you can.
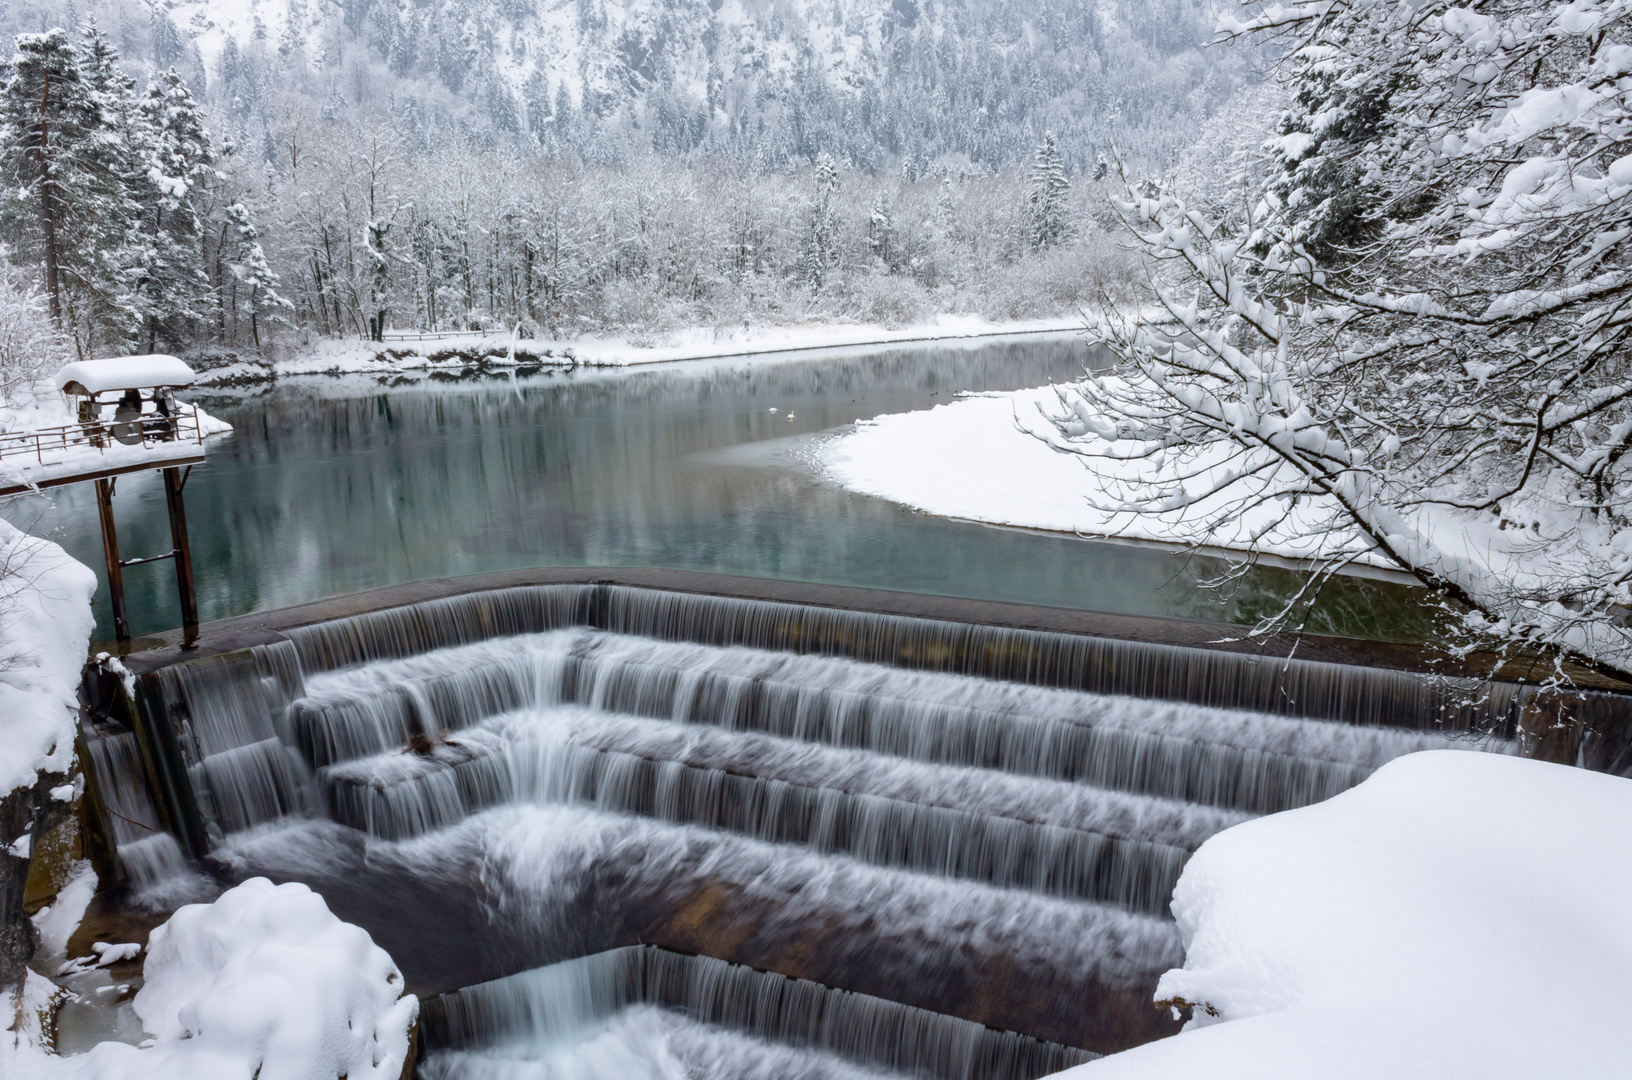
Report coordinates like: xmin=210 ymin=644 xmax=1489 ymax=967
xmin=13 ymin=0 xmax=1239 ymax=168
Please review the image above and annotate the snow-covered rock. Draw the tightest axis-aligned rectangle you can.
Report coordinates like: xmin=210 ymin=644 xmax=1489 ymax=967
xmin=1053 ymin=751 xmax=1632 ymax=1079
xmin=219 ymin=318 xmax=1081 ymax=383
xmin=6 ymin=878 xmax=418 ymax=1080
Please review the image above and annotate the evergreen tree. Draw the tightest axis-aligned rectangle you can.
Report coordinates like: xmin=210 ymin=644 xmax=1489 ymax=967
xmin=1026 ymin=132 xmax=1069 ymax=249
xmin=131 ymin=68 xmax=213 ymax=350
xmin=868 ymin=194 xmax=896 ymax=271
xmin=802 ymin=152 xmax=841 ymax=293
xmin=0 ymin=29 xmax=132 ymax=341
xmin=223 ymin=202 xmax=290 ymax=348
xmin=150 ymin=11 xmax=185 ymax=69
xmin=75 ymin=21 xmax=148 ymax=345
xmin=554 ymin=82 xmax=576 ymax=139
xmin=935 ymin=175 xmax=957 ymax=230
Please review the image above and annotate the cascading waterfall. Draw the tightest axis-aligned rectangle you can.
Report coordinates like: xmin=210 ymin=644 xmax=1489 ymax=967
xmin=419 ymin=946 xmax=1096 ymax=1080
xmin=88 ymin=584 xmax=1526 ymax=1071
xmin=82 ymin=731 xmax=184 ymax=887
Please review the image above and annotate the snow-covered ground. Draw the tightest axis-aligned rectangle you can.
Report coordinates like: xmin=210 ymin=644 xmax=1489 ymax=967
xmin=5 ymin=878 xmax=418 ymax=1080
xmin=821 ymin=384 xmax=1393 ymax=569
xmin=1050 ymin=750 xmax=1632 ymax=1079
xmin=200 ymin=316 xmax=1082 ymax=384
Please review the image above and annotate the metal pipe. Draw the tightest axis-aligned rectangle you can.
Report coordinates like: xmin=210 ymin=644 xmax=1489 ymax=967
xmin=162 ymin=466 xmax=199 ymax=645
xmin=94 ymin=477 xmax=129 ymax=644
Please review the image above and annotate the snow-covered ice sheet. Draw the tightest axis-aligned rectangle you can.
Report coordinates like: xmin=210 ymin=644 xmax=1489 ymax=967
xmin=1050 ymin=751 xmax=1632 ymax=1079
xmin=5 ymin=877 xmax=418 ymax=1080
xmin=822 ymin=384 xmax=1391 ymax=567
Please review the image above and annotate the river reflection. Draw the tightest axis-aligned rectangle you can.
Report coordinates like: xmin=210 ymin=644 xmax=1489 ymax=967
xmin=2 ymin=336 xmax=1437 ymax=641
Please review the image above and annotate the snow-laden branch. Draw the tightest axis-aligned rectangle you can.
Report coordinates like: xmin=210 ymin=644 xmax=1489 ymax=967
xmin=1062 ymin=0 xmax=1632 ymax=679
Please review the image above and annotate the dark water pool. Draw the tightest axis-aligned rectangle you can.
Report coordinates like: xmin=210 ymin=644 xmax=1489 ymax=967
xmin=2 ymin=335 xmax=1435 ymax=642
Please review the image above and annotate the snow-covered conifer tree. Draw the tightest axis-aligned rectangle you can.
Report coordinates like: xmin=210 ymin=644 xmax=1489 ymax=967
xmin=802 ymin=152 xmax=841 ymax=293
xmin=223 ymin=202 xmax=291 ymax=348
xmin=1026 ymin=132 xmax=1069 ymax=249
xmin=0 ymin=29 xmax=136 ymax=351
xmin=868 ymin=194 xmax=896 ymax=271
xmin=131 ymin=67 xmax=214 ymax=350
xmin=72 ymin=21 xmax=149 ymax=346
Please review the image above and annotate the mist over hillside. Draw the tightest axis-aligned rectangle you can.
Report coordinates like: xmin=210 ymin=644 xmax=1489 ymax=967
xmin=1 ymin=0 xmax=1244 ymax=169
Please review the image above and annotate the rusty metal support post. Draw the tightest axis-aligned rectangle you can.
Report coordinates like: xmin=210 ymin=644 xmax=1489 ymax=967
xmin=93 ymin=477 xmax=129 ymax=645
xmin=162 ymin=466 xmax=199 ymax=645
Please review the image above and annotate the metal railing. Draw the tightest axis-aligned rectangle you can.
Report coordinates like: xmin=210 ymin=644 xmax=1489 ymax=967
xmin=0 ymin=406 xmax=206 ymax=467
xmin=378 ymin=329 xmax=495 ymax=342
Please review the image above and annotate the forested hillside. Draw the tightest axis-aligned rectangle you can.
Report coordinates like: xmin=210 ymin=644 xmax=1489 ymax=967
xmin=0 ymin=1 xmax=1243 ymax=365
xmin=1 ymin=0 xmax=1241 ymax=168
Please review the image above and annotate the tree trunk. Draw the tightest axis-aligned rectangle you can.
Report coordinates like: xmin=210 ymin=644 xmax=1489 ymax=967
xmin=38 ymin=69 xmax=62 ymax=325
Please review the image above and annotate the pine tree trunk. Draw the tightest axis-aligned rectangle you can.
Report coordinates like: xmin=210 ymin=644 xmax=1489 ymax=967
xmin=38 ymin=69 xmax=62 ymax=324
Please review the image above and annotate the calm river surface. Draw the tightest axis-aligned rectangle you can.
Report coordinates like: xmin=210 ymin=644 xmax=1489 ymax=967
xmin=3 ymin=335 xmax=1434 ymax=641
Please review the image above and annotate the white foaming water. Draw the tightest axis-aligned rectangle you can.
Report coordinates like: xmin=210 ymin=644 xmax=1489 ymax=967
xmin=294 ymin=629 xmax=1506 ymax=818
xmin=420 ymin=1006 xmax=898 ymax=1080
xmin=420 ymin=945 xmax=1094 ymax=1080
xmin=116 ymin=833 xmax=219 ymax=910
xmin=319 ymin=706 xmax=1213 ymax=911
xmin=470 ymin=803 xmax=1177 ymax=981
xmin=86 ymin=731 xmax=166 ymax=843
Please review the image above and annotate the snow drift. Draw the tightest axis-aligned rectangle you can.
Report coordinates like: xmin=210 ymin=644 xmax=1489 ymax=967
xmin=1054 ymin=751 xmax=1632 ymax=1079
xmin=0 ymin=519 xmax=97 ymax=798
xmin=7 ymin=878 xmax=418 ymax=1080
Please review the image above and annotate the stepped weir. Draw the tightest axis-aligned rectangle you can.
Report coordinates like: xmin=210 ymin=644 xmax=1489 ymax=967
xmin=77 ymin=570 xmax=1629 ymax=1078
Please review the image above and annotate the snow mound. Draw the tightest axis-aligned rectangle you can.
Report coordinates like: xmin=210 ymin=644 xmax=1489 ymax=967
xmin=1055 ymin=751 xmax=1632 ymax=1079
xmin=40 ymin=878 xmax=418 ymax=1080
xmin=0 ymin=520 xmax=97 ymax=797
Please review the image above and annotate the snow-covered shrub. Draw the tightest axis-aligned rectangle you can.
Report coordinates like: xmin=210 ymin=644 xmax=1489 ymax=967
xmin=983 ymin=232 xmax=1141 ymax=321
xmin=0 ymin=259 xmax=63 ymax=419
xmin=44 ymin=877 xmax=418 ymax=1080
xmin=845 ymin=274 xmax=933 ymax=329
xmin=598 ymin=277 xmax=668 ymax=339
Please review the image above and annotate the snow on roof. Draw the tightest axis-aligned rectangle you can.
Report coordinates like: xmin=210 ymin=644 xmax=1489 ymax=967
xmin=54 ymin=355 xmax=197 ymax=396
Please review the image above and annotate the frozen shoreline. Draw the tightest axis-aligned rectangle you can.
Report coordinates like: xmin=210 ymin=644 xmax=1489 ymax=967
xmin=194 ymin=316 xmax=1086 ymax=385
xmin=820 ymin=384 xmax=1398 ymax=573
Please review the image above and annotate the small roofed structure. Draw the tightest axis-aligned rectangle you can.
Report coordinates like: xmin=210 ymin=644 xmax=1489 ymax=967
xmin=14 ymin=354 xmax=209 ymax=646
xmin=54 ymin=355 xmax=198 ymax=442
xmin=55 ymin=354 xmax=197 ymax=397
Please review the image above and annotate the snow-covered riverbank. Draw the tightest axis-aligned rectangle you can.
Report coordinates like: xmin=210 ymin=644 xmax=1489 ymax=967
xmin=194 ymin=316 xmax=1084 ymax=384
xmin=1053 ymin=751 xmax=1632 ymax=1079
xmin=821 ymin=384 xmax=1395 ymax=572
